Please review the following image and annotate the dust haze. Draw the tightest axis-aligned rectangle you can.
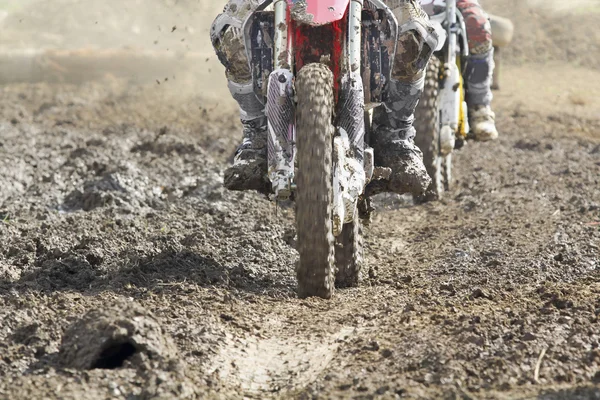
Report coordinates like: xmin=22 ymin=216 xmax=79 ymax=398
xmin=0 ymin=0 xmax=232 ymax=101
xmin=526 ymin=0 xmax=600 ymax=13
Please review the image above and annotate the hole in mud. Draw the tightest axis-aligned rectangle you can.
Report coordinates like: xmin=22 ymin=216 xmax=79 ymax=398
xmin=90 ymin=341 xmax=137 ymax=370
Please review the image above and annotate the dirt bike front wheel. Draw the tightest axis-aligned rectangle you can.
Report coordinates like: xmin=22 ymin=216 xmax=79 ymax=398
xmin=414 ymin=55 xmax=448 ymax=203
xmin=334 ymin=206 xmax=363 ymax=288
xmin=295 ymin=63 xmax=336 ymax=299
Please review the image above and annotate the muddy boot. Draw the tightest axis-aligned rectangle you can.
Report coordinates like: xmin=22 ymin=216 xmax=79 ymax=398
xmin=371 ymin=126 xmax=431 ymax=196
xmin=371 ymin=77 xmax=432 ymax=196
xmin=224 ymin=116 xmax=270 ymax=193
xmin=223 ymin=81 xmax=270 ymax=194
xmin=470 ymin=104 xmax=498 ymax=141
xmin=464 ymin=49 xmax=498 ymax=141
xmin=223 ymin=87 xmax=269 ymax=194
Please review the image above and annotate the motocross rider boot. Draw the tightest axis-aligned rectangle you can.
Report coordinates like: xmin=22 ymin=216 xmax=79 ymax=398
xmin=464 ymin=49 xmax=498 ymax=141
xmin=469 ymin=105 xmax=498 ymax=141
xmin=371 ymin=76 xmax=432 ymax=196
xmin=223 ymin=80 xmax=270 ymax=194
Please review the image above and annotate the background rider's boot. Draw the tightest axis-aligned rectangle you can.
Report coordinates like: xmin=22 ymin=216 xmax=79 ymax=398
xmin=372 ymin=77 xmax=432 ymax=196
xmin=464 ymin=49 xmax=499 ymax=141
xmin=469 ymin=104 xmax=498 ymax=141
xmin=223 ymin=80 xmax=270 ymax=194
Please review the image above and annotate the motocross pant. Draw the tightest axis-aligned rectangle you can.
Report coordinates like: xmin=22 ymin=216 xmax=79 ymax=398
xmin=422 ymin=0 xmax=494 ymax=106
xmin=210 ymin=0 xmax=439 ymax=144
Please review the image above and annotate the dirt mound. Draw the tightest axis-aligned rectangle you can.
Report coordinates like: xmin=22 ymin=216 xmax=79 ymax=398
xmin=59 ymin=299 xmax=178 ymax=370
xmin=62 ymin=165 xmax=162 ymax=212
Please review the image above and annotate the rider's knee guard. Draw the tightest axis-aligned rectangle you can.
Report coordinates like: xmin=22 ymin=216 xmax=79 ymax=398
xmin=389 ymin=0 xmax=438 ymax=83
xmin=211 ymin=2 xmax=264 ymax=118
xmin=377 ymin=1 xmax=438 ymax=133
xmin=210 ymin=1 xmax=254 ymax=83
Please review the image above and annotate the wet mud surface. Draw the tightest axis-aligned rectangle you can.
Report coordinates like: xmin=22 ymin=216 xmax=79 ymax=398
xmin=1 ymin=1 xmax=600 ymax=399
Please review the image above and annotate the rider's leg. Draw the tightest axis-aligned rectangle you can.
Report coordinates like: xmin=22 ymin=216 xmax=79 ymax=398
xmin=211 ymin=0 xmax=270 ymax=193
xmin=457 ymin=0 xmax=498 ymax=141
xmin=372 ymin=0 xmax=439 ymax=195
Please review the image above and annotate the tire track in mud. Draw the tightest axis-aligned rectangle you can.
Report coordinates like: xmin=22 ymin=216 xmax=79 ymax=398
xmin=212 ymin=326 xmax=356 ymax=394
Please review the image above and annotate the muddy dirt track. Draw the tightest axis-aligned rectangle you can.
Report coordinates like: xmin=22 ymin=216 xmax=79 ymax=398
xmin=0 ymin=0 xmax=599 ymax=399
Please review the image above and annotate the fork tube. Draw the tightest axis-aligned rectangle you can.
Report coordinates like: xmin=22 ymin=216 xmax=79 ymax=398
xmin=274 ymin=0 xmax=291 ymax=69
xmin=348 ymin=0 xmax=363 ymax=74
xmin=446 ymin=0 xmax=457 ymax=65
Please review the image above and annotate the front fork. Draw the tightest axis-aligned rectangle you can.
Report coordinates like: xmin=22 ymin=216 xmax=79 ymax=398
xmin=439 ymin=0 xmax=469 ymax=155
xmin=267 ymin=0 xmax=295 ymax=200
xmin=332 ymin=0 xmax=369 ymax=235
xmin=267 ymin=0 xmax=368 ymax=206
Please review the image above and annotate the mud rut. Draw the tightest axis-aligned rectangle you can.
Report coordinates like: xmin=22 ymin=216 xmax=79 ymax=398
xmin=1 ymin=3 xmax=600 ymax=400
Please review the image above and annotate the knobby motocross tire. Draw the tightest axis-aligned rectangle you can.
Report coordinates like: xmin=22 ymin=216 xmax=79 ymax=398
xmin=335 ymin=207 xmax=364 ymax=288
xmin=414 ymin=56 xmax=444 ymax=203
xmin=295 ymin=63 xmax=336 ymax=299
